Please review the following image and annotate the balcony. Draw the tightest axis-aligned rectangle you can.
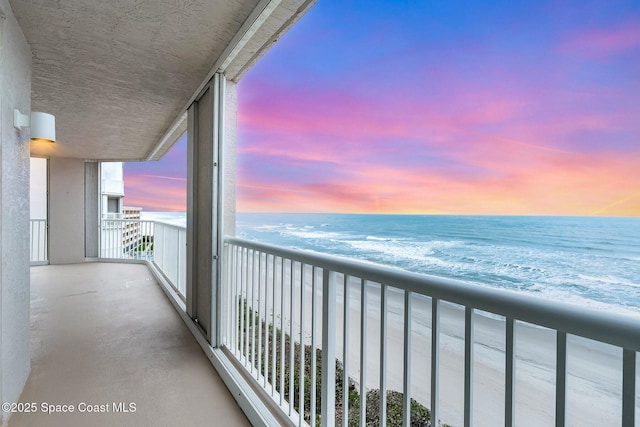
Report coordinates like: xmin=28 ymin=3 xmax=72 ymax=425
xmin=3 ymin=1 xmax=322 ymax=425
xmin=5 ymin=1 xmax=639 ymax=424
xmin=24 ymin=219 xmax=638 ymax=426
xmin=12 ymin=262 xmax=248 ymax=427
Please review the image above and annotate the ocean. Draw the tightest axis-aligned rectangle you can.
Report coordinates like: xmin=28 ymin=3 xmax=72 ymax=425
xmin=143 ymin=212 xmax=640 ymax=317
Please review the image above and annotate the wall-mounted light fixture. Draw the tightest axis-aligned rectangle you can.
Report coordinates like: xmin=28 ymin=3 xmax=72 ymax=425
xmin=13 ymin=109 xmax=56 ymax=143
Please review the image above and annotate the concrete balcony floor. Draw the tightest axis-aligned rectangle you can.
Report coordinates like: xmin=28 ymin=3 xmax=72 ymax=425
xmin=10 ymin=263 xmax=249 ymax=427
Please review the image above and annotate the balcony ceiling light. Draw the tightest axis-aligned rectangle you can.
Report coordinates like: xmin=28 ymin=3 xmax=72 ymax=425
xmin=13 ymin=109 xmax=56 ymax=143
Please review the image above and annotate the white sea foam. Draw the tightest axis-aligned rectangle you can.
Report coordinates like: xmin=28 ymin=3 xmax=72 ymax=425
xmin=365 ymin=235 xmax=393 ymax=241
xmin=254 ymin=224 xmax=284 ymax=230
xmin=577 ymin=274 xmax=640 ymax=288
xmin=141 ymin=211 xmax=186 ymax=227
xmin=282 ymin=229 xmax=347 ymax=240
xmin=236 ymin=213 xmax=640 ymax=316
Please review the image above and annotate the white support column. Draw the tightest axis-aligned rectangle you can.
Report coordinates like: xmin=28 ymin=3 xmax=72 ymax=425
xmin=49 ymin=158 xmax=85 ymax=264
xmin=186 ymin=71 xmax=236 ymax=346
xmin=0 ymin=1 xmax=32 ymax=419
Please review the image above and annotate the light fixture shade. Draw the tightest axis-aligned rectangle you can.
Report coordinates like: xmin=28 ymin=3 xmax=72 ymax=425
xmin=30 ymin=112 xmax=56 ymax=142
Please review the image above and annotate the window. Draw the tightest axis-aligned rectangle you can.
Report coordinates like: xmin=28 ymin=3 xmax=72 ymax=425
xmin=107 ymin=197 xmax=120 ymax=214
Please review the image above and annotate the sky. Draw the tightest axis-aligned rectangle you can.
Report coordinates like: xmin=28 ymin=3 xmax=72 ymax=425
xmin=124 ymin=0 xmax=640 ymax=216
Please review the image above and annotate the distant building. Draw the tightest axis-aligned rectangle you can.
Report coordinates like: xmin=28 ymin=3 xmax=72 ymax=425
xmin=101 ymin=162 xmax=125 ymax=219
xmin=99 ymin=164 xmax=147 ymax=257
xmin=122 ymin=207 xmax=143 ymax=252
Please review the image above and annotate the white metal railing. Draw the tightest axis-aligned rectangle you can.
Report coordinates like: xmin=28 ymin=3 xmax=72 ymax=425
xmin=153 ymin=221 xmax=187 ymax=298
xmin=30 ymin=219 xmax=48 ymax=264
xmin=100 ymin=219 xmax=155 ymax=260
xmin=102 ymin=213 xmax=124 ymax=219
xmin=99 ymin=219 xmax=187 ymax=299
xmin=223 ymin=236 xmax=639 ymax=427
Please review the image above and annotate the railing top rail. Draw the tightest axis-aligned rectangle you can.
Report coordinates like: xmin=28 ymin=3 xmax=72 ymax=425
xmin=152 ymin=220 xmax=186 ymax=231
xmin=101 ymin=218 xmax=153 ymax=220
xmin=225 ymin=236 xmax=640 ymax=352
xmin=101 ymin=218 xmax=155 ymax=223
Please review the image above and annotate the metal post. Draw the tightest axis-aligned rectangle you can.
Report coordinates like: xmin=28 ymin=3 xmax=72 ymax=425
xmin=505 ymin=317 xmax=515 ymax=427
xmin=402 ymin=291 xmax=413 ymax=427
xmin=431 ymin=298 xmax=440 ymax=427
xmin=321 ymin=269 xmax=336 ymax=427
xmin=556 ymin=331 xmax=567 ymax=427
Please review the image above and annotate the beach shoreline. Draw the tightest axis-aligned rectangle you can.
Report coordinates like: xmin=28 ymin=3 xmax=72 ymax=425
xmin=333 ymin=285 xmax=628 ymax=426
xmin=238 ymin=259 xmax=637 ymax=426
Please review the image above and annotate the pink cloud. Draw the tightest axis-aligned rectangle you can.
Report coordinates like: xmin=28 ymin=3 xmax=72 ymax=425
xmin=123 ymin=174 xmax=186 ymax=212
xmin=558 ymin=18 xmax=640 ymax=59
xmin=237 ymin=22 xmax=640 ymax=216
xmin=238 ymin=142 xmax=640 ymax=216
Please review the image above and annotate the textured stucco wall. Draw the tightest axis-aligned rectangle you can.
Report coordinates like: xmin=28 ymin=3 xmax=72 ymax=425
xmin=48 ymin=158 xmax=85 ymax=264
xmin=0 ymin=0 xmax=32 ymax=419
xmin=223 ymin=80 xmax=237 ymax=237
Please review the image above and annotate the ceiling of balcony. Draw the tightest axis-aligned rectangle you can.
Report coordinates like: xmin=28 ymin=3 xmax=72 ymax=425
xmin=10 ymin=0 xmax=314 ymax=161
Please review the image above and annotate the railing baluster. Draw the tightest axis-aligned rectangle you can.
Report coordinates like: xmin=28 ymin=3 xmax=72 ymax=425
xmin=264 ymin=253 xmax=270 ymax=389
xmin=231 ymin=245 xmax=237 ymax=355
xmin=42 ymin=220 xmax=45 ymax=260
xmin=505 ymin=317 xmax=515 ymax=427
xmin=176 ymin=229 xmax=181 ymax=289
xmin=321 ymin=269 xmax=337 ymax=427
xmin=110 ymin=220 xmax=113 ymax=258
xmin=257 ymin=251 xmax=263 ymax=381
xmin=431 ymin=297 xmax=440 ymax=427
xmin=226 ymin=244 xmax=231 ymax=350
xmin=245 ymin=248 xmax=250 ymax=363
xmin=251 ymin=250 xmax=257 ymax=373
xmin=162 ymin=222 xmax=167 ymax=264
xmin=289 ymin=260 xmax=295 ymax=416
xmin=622 ymin=349 xmax=636 ymax=427
xmin=342 ymin=274 xmax=350 ymax=427
xmin=402 ymin=290 xmax=412 ymax=427
xmin=239 ymin=248 xmax=245 ymax=359
xmin=311 ymin=266 xmax=318 ymax=427
xmin=280 ymin=257 xmax=285 ymax=406
xmin=556 ymin=331 xmax=567 ymax=427
xmin=464 ymin=306 xmax=475 ymax=427
xmin=359 ymin=278 xmax=367 ymax=427
xmin=271 ymin=254 xmax=277 ymax=395
xmin=380 ymin=284 xmax=388 ymax=427
xmin=299 ymin=263 xmax=306 ymax=427
xmin=36 ymin=220 xmax=41 ymax=261
xmin=224 ymin=244 xmax=232 ymax=348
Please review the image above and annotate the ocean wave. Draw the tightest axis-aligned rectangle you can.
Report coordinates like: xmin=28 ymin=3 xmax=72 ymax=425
xmin=254 ymin=224 xmax=285 ymax=230
xmin=365 ymin=235 xmax=392 ymax=241
xmin=236 ymin=213 xmax=640 ymax=315
xmin=281 ymin=229 xmax=347 ymax=240
xmin=577 ymin=274 xmax=640 ymax=288
xmin=343 ymin=239 xmax=468 ymax=272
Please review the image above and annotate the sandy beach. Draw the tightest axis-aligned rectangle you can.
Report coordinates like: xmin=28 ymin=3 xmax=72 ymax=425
xmin=236 ymin=262 xmax=638 ymax=426
xmin=333 ymin=282 xmax=633 ymax=426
